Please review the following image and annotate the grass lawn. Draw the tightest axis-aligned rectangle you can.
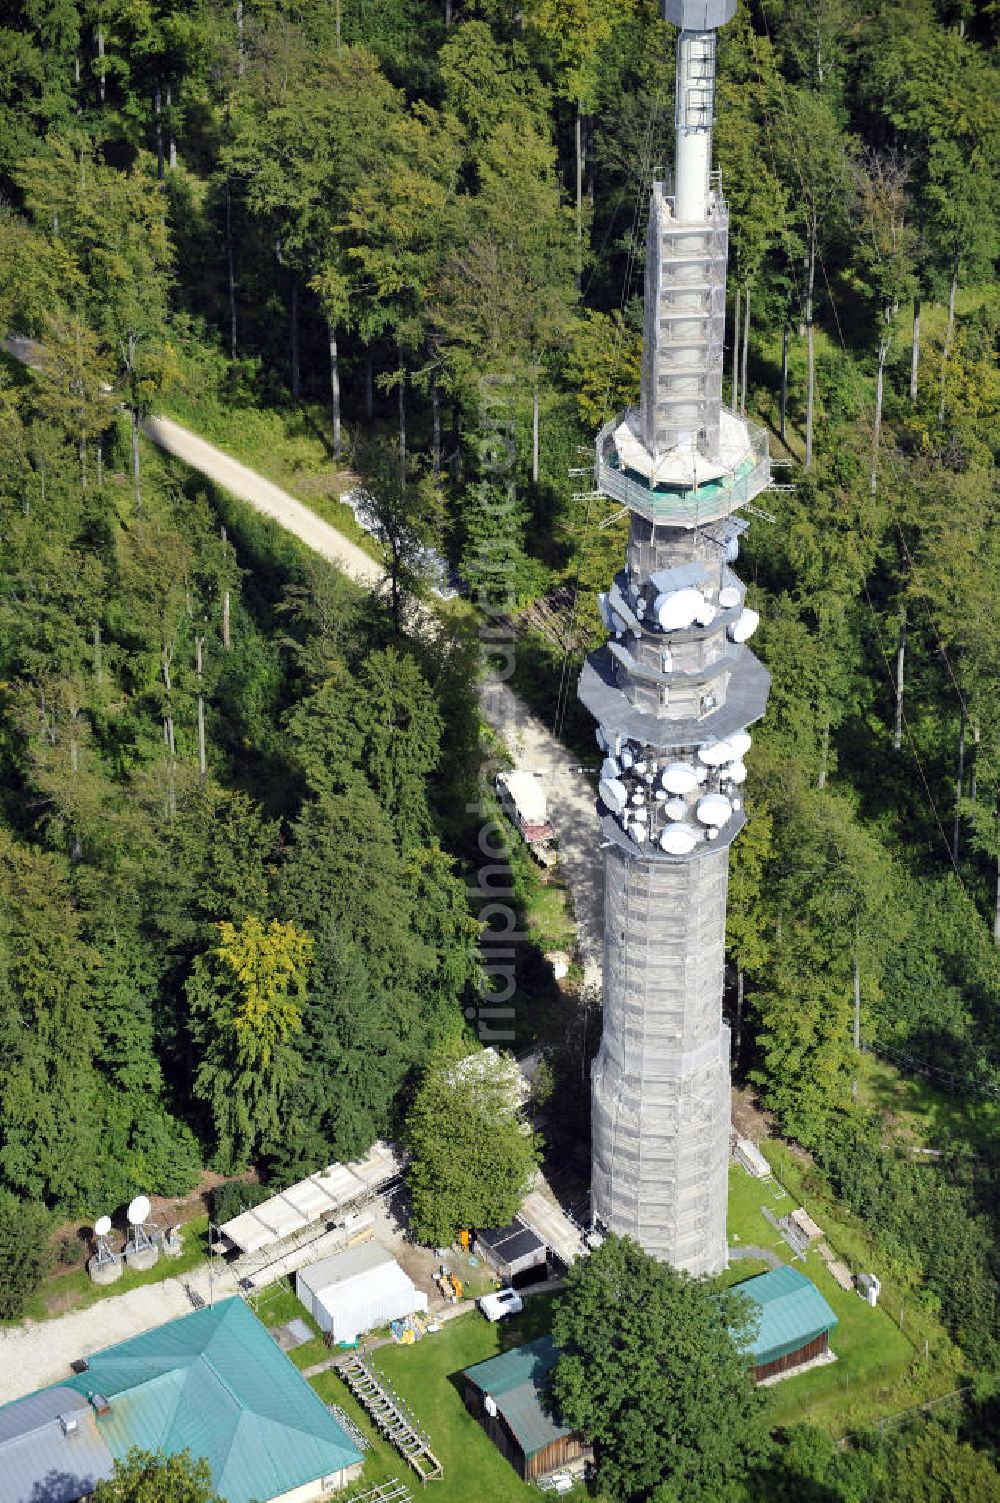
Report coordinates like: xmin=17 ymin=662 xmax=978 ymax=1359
xmin=255 ymin=1281 xmax=331 ymax=1372
xmin=15 ymin=1216 xmax=211 ymax=1324
xmin=725 ymin=1159 xmax=960 ymax=1435
xmin=309 ymin=1299 xmax=589 ymax=1502
xmin=856 ymin=1051 xmax=1000 ymax=1158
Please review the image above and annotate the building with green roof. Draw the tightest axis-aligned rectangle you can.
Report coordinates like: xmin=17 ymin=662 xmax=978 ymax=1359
xmin=732 ymin=1265 xmax=838 ymax=1381
xmin=49 ymin=1297 xmax=363 ymax=1503
xmin=461 ymin=1336 xmax=590 ymax=1482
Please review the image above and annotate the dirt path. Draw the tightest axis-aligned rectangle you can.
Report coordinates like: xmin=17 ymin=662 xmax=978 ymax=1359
xmin=143 ymin=411 xmax=603 ymax=987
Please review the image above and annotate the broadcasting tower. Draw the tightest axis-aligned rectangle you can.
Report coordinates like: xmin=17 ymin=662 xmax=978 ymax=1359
xmin=579 ymin=0 xmax=771 ymax=1276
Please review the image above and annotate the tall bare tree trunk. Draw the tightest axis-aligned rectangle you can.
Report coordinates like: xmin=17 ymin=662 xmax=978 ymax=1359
xmin=805 ymin=231 xmax=816 ymax=469
xmin=909 ymin=294 xmax=920 ymax=402
xmin=154 ymin=83 xmax=164 ymax=180
xmin=852 ymin=951 xmax=861 ymax=1101
xmin=872 ymin=325 xmax=890 ymax=495
xmin=195 ymin=637 xmax=207 ymax=778
xmin=740 ymin=282 xmax=750 ymax=416
xmin=432 ymin=376 xmax=441 ymax=479
xmin=894 ymin=609 xmax=906 ymax=750
xmin=953 ymin=704 xmax=966 ymax=862
xmin=818 ymin=719 xmax=830 ymax=789
xmin=328 ymin=321 xmax=341 ymax=464
xmin=735 ymin=967 xmax=744 ymax=1066
xmin=731 ymin=286 xmax=741 ymax=411
xmin=994 ymin=850 xmax=1000 ymax=944
xmin=167 ymin=84 xmax=177 ymax=169
xmin=96 ymin=437 xmax=103 ymax=488
xmin=128 ymin=333 xmax=141 ymax=510
xmin=971 ymin=722 xmax=979 ymax=806
xmin=532 ymin=374 xmax=540 ymax=484
xmin=780 ymin=326 xmax=788 ymax=445
xmin=220 ymin=525 xmax=231 ymax=651
xmin=397 ymin=343 xmax=406 ymax=476
xmin=290 ymin=278 xmax=300 ymax=399
xmin=445 ymin=0 xmax=452 ymax=23
xmin=225 ymin=179 xmax=237 ymax=358
xmin=574 ymin=105 xmax=583 ymax=288
xmin=97 ymin=24 xmax=106 ymax=104
xmin=236 ymin=0 xmax=245 ymax=78
xmin=938 ymin=249 xmax=959 ymax=425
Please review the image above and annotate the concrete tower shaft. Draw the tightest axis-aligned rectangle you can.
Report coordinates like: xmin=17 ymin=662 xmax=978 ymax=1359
xmin=578 ymin=0 xmax=771 ymax=1278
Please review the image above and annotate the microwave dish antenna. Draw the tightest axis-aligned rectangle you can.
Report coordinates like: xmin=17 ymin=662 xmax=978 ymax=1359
xmin=127 ymin=1194 xmax=151 ymax=1225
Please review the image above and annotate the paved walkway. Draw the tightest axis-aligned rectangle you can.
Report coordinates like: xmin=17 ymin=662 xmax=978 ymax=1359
xmin=0 ymin=1255 xmax=241 ymax=1405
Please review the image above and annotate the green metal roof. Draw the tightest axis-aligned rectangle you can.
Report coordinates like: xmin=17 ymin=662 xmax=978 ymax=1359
xmin=61 ymin=1297 xmax=362 ymax=1503
xmin=733 ymin=1266 xmax=838 ymax=1364
xmin=463 ymin=1336 xmax=572 ymax=1459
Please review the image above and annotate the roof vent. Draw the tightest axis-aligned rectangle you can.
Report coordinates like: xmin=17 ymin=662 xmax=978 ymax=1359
xmin=58 ymin=1413 xmax=79 ymax=1436
xmin=88 ymin=1393 xmax=111 ymax=1417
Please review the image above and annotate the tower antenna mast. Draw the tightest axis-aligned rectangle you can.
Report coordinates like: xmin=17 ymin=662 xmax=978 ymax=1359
xmin=579 ymin=0 xmax=771 ymax=1275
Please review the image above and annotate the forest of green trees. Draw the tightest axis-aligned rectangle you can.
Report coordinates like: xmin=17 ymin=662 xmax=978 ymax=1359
xmin=0 ymin=0 xmax=998 ymax=1492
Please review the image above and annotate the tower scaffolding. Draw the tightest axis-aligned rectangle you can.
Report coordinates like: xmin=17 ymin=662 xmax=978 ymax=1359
xmin=579 ymin=0 xmax=772 ymax=1277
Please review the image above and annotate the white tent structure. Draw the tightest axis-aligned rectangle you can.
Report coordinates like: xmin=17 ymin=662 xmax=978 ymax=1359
xmin=296 ymin=1242 xmax=427 ymax=1343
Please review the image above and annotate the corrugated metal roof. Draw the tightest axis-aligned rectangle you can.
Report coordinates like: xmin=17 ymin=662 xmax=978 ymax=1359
xmin=220 ymin=1142 xmax=404 ymax=1254
xmin=296 ymin=1239 xmax=392 ymax=1298
xmin=733 ymin=1266 xmax=838 ymax=1364
xmin=0 ymin=1387 xmax=114 ymax=1503
xmin=61 ymin=1297 xmax=362 ymax=1503
xmin=463 ymin=1337 xmax=572 ymax=1459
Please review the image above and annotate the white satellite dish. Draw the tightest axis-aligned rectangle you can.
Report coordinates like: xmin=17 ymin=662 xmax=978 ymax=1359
xmin=719 ymin=585 xmax=741 ymax=609
xmin=95 ymin=1215 xmax=112 ymax=1237
xmin=727 ymin=760 xmax=748 ymax=785
xmin=601 ymin=756 xmax=620 ymax=782
xmin=695 ymin=601 xmax=716 ymax=627
xmin=629 ymin=821 xmax=648 ymax=843
xmin=127 ymin=1195 xmax=151 ymax=1226
xmin=729 ymin=731 xmax=752 ymax=757
xmin=698 ymin=741 xmax=735 ymax=767
xmin=697 ymin=793 xmax=733 ymax=827
xmin=655 ymin=587 xmax=703 ymax=632
xmin=664 ymin=798 xmax=688 ymax=821
xmin=599 ymin=778 xmax=628 ymax=815
xmin=662 ymin=762 xmax=699 ymax=795
xmin=729 ymin=608 xmax=760 ymax=643
xmin=661 ymin=825 xmax=697 ymax=855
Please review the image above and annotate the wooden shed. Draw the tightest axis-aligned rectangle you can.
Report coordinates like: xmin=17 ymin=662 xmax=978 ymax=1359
xmin=474 ymin=1218 xmax=548 ymax=1286
xmin=462 ymin=1337 xmax=590 ymax=1482
xmin=733 ymin=1265 xmax=839 ymax=1382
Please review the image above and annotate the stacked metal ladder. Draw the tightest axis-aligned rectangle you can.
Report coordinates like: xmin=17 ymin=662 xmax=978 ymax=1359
xmin=344 ymin=1482 xmax=413 ymax=1503
xmin=338 ymin=1354 xmax=443 ymax=1482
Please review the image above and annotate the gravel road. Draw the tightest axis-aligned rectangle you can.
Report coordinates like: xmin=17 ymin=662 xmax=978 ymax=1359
xmin=0 ymin=402 xmax=603 ymax=1404
xmin=145 ymin=412 xmax=604 ymax=987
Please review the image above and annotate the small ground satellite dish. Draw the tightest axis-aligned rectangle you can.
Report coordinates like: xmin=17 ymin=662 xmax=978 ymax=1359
xmin=95 ymin=1215 xmax=112 ymax=1237
xmin=127 ymin=1194 xmax=151 ymax=1225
